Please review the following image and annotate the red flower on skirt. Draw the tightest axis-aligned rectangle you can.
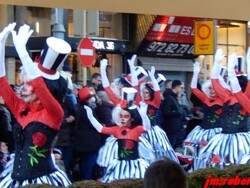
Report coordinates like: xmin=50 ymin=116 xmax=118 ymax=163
xmin=211 ymin=155 xmax=220 ymax=164
xmin=215 ymin=108 xmax=222 ymax=115
xmin=200 ymin=141 xmax=207 ymax=147
xmin=32 ymin=132 xmax=47 ymax=147
xmin=125 ymin=140 xmax=134 ymax=149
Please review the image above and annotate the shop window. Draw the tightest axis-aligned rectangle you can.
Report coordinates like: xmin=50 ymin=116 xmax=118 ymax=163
xmin=14 ymin=6 xmax=51 ymax=36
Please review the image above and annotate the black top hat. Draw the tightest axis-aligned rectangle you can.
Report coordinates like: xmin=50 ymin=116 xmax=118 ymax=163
xmin=135 ymin=66 xmax=148 ymax=81
xmin=156 ymin=73 xmax=166 ymax=86
xmin=121 ymin=87 xmax=137 ymax=109
xmin=235 ymin=56 xmax=245 ymax=75
xmin=38 ymin=37 xmax=71 ymax=80
xmin=220 ymin=66 xmax=227 ymax=77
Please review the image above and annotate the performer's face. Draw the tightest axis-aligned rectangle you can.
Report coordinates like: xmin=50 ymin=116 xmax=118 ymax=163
xmin=142 ymin=88 xmax=150 ymax=101
xmin=21 ymin=74 xmax=39 ymax=104
xmin=119 ymin=110 xmax=132 ymax=126
xmin=208 ymin=85 xmax=216 ymax=97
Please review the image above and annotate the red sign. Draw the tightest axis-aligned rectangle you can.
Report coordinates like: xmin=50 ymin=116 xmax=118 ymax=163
xmin=137 ymin=16 xmax=211 ymax=58
xmin=78 ymin=38 xmax=96 ymax=67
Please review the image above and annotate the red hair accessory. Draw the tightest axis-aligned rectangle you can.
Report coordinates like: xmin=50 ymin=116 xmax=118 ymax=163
xmin=119 ymin=100 xmax=128 ymax=109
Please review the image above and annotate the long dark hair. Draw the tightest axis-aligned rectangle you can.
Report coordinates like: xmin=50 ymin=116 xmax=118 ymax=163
xmin=43 ymin=76 xmax=67 ymax=104
xmin=123 ymin=107 xmax=142 ymax=128
xmin=145 ymin=83 xmax=154 ymax=101
xmin=237 ymin=75 xmax=247 ymax=92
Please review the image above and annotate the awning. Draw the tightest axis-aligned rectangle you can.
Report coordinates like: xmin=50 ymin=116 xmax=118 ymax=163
xmin=138 ymin=57 xmax=193 ymax=72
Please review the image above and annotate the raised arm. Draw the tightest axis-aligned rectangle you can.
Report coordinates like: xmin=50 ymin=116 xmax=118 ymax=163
xmin=0 ymin=22 xmax=16 ymax=77
xmin=190 ymin=61 xmax=209 ymax=101
xmin=127 ymin=54 xmax=138 ymax=87
xmin=244 ymin=47 xmax=250 ymax=98
xmin=227 ymin=53 xmax=250 ymax=113
xmin=100 ymin=59 xmax=121 ymax=105
xmin=84 ymin=105 xmax=103 ymax=133
xmin=210 ymin=49 xmax=231 ymax=100
xmin=138 ymin=102 xmax=151 ymax=131
xmin=0 ymin=23 xmax=27 ymax=118
xmin=11 ymin=24 xmax=34 ymax=68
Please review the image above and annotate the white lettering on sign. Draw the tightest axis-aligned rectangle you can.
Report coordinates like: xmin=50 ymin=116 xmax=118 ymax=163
xmin=180 ymin=26 xmax=193 ymax=35
xmin=168 ymin=25 xmax=194 ymax=36
xmin=93 ymin=41 xmax=115 ymax=50
xmin=80 ymin=49 xmax=93 ymax=56
xmin=106 ymin=42 xmax=115 ymax=50
xmin=146 ymin=41 xmax=194 ymax=55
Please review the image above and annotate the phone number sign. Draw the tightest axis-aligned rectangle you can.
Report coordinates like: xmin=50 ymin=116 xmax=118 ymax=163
xmin=137 ymin=40 xmax=194 ymax=59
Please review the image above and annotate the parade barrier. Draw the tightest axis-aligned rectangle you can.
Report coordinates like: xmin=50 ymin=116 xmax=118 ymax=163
xmin=17 ymin=164 xmax=250 ymax=188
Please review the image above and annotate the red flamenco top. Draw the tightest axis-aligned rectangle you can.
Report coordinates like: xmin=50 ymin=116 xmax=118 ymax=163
xmin=0 ymin=77 xmax=64 ymax=130
xmin=102 ymin=125 xmax=146 ymax=160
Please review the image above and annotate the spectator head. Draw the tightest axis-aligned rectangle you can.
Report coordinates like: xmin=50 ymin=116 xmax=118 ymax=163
xmin=143 ymin=157 xmax=188 ymax=188
xmin=180 ymin=82 xmax=185 ymax=94
xmin=165 ymin=79 xmax=172 ymax=89
xmin=78 ymin=87 xmax=95 ymax=102
xmin=97 ymin=90 xmax=110 ymax=103
xmin=171 ymin=80 xmax=182 ymax=95
xmin=91 ymin=73 xmax=102 ymax=87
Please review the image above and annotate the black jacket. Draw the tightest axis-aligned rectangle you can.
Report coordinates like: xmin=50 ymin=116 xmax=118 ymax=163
xmin=74 ymin=102 xmax=101 ymax=153
xmin=161 ymin=89 xmax=184 ymax=133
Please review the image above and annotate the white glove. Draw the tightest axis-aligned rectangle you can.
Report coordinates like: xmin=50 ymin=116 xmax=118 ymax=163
xmin=148 ymin=66 xmax=160 ymax=91
xmin=0 ymin=22 xmax=16 ymax=77
xmin=127 ymin=54 xmax=138 ymax=86
xmin=211 ymin=49 xmax=224 ymax=79
xmin=218 ymin=76 xmax=230 ymax=90
xmin=190 ymin=61 xmax=201 ymax=88
xmin=227 ymin=53 xmax=241 ymax=93
xmin=24 ymin=62 xmax=41 ymax=81
xmin=247 ymin=47 xmax=250 ymax=80
xmin=227 ymin=53 xmax=238 ymax=79
xmin=127 ymin=54 xmax=137 ymax=69
xmin=230 ymin=77 xmax=241 ymax=93
xmin=11 ymin=24 xmax=33 ymax=61
xmin=84 ymin=105 xmax=103 ymax=133
xmin=100 ymin=59 xmax=110 ymax=88
xmin=138 ymin=101 xmax=151 ymax=131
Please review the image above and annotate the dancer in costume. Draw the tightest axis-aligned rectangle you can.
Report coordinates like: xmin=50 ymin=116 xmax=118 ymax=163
xmin=127 ymin=57 xmax=179 ymax=162
xmin=0 ymin=23 xmax=71 ymax=187
xmin=84 ymin=87 xmax=153 ymax=183
xmin=185 ymin=61 xmax=223 ymax=146
xmin=183 ymin=61 xmax=223 ymax=170
xmin=198 ymin=49 xmax=250 ymax=169
xmin=96 ymin=59 xmax=154 ymax=171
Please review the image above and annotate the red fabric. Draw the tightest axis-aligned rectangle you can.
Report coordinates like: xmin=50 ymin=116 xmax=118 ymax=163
xmin=104 ymin=86 xmax=121 ymax=105
xmin=135 ymin=90 xmax=161 ymax=109
xmin=0 ymin=77 xmax=63 ymax=130
xmin=102 ymin=125 xmax=146 ymax=141
xmin=191 ymin=88 xmax=223 ymax=107
xmin=212 ymin=78 xmax=250 ymax=114
xmin=211 ymin=79 xmax=237 ymax=105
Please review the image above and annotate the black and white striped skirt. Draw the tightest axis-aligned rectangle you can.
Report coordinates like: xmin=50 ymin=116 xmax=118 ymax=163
xmin=197 ymin=132 xmax=250 ymax=169
xmin=140 ymin=125 xmax=179 ymax=163
xmin=0 ymin=154 xmax=71 ymax=188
